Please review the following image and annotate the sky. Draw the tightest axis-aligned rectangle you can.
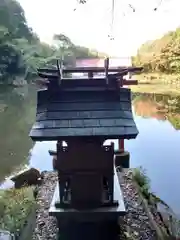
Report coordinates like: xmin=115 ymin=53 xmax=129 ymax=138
xmin=18 ymin=0 xmax=180 ymax=56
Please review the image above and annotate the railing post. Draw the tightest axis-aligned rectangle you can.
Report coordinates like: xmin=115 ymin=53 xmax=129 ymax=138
xmin=115 ymin=139 xmax=130 ymax=168
xmin=118 ymin=139 xmax=124 ymax=152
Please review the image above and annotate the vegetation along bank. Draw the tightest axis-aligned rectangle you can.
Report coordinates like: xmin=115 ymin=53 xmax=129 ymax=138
xmin=132 ymin=27 xmax=180 ymax=95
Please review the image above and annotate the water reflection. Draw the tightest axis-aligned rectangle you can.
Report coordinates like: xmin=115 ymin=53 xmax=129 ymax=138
xmin=128 ymin=92 xmax=180 ymax=216
xmin=0 ymin=87 xmax=180 ymax=216
xmin=30 ymin=141 xmax=56 ymax=171
xmin=132 ymin=92 xmax=180 ymax=130
xmin=0 ymin=85 xmax=36 ymax=182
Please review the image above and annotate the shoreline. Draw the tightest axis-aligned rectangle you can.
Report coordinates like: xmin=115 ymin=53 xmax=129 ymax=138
xmin=131 ymin=73 xmax=180 ymax=96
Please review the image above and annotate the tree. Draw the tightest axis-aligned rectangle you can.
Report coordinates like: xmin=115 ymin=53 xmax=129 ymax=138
xmin=0 ymin=0 xmax=34 ymax=41
xmin=53 ymin=34 xmax=74 ymax=49
xmin=132 ymin=27 xmax=180 ymax=73
xmin=0 ymin=0 xmax=102 ymax=84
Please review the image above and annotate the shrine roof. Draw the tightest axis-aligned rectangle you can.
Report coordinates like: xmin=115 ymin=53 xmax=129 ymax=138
xmin=30 ymin=84 xmax=138 ymax=141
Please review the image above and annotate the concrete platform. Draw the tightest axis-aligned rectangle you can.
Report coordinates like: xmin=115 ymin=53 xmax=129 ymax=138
xmin=49 ymin=168 xmax=126 ymax=222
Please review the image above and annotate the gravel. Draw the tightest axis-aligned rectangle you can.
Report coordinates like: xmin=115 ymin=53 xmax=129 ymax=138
xmin=32 ymin=171 xmax=58 ymax=240
xmin=32 ymin=170 xmax=158 ymax=240
xmin=118 ymin=170 xmax=157 ymax=240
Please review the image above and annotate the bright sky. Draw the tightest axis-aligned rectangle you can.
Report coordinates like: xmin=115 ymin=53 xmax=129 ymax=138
xmin=18 ymin=0 xmax=180 ymax=56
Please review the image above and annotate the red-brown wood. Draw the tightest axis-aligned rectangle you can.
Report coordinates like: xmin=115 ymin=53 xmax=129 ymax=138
xmin=117 ymin=78 xmax=137 ymax=152
xmin=118 ymin=139 xmax=124 ymax=152
xmin=122 ymin=79 xmax=138 ymax=85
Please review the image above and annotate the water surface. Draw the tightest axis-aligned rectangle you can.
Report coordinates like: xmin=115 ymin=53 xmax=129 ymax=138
xmin=0 ymin=86 xmax=180 ymax=216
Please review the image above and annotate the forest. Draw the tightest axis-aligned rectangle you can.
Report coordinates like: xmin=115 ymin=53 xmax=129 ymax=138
xmin=0 ymin=0 xmax=102 ymax=84
xmin=132 ymin=27 xmax=180 ymax=74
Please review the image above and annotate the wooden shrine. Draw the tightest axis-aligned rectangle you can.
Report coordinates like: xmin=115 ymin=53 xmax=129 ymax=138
xmin=29 ymin=58 xmax=142 ymax=237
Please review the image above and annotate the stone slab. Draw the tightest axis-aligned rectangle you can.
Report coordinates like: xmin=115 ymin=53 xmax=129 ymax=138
xmin=49 ymin=168 xmax=126 ymax=222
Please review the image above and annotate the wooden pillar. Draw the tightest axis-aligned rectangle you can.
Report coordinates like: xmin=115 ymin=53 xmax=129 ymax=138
xmin=118 ymin=139 xmax=124 ymax=152
xmin=88 ymin=71 xmax=93 ymax=79
xmin=115 ymin=139 xmax=130 ymax=168
xmin=118 ymin=75 xmax=124 ymax=152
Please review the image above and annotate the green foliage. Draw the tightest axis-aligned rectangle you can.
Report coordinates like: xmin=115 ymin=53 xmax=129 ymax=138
xmin=0 ymin=0 xmax=35 ymax=41
xmin=132 ymin=27 xmax=180 ymax=73
xmin=132 ymin=167 xmax=172 ymax=209
xmin=132 ymin=167 xmax=150 ymax=198
xmin=0 ymin=0 xmax=100 ymax=84
xmin=0 ymin=187 xmax=35 ymax=233
xmin=167 ymin=114 xmax=180 ymax=130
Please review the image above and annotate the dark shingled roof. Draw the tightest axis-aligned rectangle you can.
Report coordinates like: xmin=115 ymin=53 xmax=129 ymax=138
xmin=30 ymin=81 xmax=138 ymax=141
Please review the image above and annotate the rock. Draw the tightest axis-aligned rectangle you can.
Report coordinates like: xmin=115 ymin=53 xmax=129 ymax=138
xmin=38 ymin=221 xmax=45 ymax=227
xmin=11 ymin=168 xmax=41 ymax=189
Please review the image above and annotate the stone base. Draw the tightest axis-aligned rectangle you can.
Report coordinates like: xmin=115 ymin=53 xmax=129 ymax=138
xmin=57 ymin=220 xmax=120 ymax=240
xmin=49 ymin=169 xmax=126 ymax=223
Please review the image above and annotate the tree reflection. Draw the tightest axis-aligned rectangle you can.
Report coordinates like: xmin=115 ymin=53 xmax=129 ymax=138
xmin=0 ymin=85 xmax=36 ymax=182
xmin=132 ymin=93 xmax=180 ymax=130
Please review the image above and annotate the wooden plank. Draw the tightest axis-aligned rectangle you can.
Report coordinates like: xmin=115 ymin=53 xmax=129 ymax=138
xmin=38 ymin=73 xmax=58 ymax=79
xmin=37 ymin=101 xmax=131 ymax=113
xmin=38 ymin=86 xmax=130 ymax=94
xmin=48 ymin=87 xmax=118 ymax=92
xmin=38 ymin=66 xmax=143 ymax=74
xmin=38 ymin=75 xmax=137 ymax=87
xmin=60 ymin=79 xmax=117 ymax=87
xmin=30 ymin=126 xmax=138 ymax=138
xmin=36 ymin=110 xmax=133 ymax=121
xmin=123 ymin=80 xmax=138 ymax=85
xmin=32 ymin=118 xmax=135 ymax=129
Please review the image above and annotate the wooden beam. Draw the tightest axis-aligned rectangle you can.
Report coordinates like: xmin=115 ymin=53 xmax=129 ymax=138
xmin=38 ymin=66 xmax=143 ymax=74
xmin=122 ymin=80 xmax=138 ymax=85
xmin=104 ymin=58 xmax=109 ymax=85
xmin=37 ymin=75 xmax=138 ymax=86
xmin=56 ymin=60 xmax=62 ymax=85
xmin=38 ymin=70 xmax=130 ymax=80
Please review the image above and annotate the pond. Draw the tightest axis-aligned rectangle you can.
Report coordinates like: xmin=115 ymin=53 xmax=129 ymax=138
xmin=0 ymin=85 xmax=180 ymax=217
